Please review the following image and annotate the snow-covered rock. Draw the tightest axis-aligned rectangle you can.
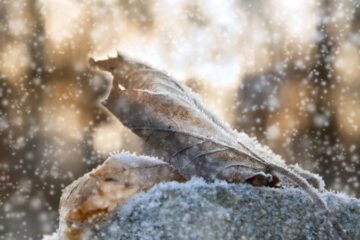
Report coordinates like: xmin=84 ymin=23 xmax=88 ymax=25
xmin=44 ymin=178 xmax=360 ymax=240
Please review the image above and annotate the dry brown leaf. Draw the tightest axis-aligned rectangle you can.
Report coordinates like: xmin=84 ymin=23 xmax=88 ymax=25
xmin=90 ymin=54 xmax=323 ymax=188
xmin=59 ymin=152 xmax=184 ymax=240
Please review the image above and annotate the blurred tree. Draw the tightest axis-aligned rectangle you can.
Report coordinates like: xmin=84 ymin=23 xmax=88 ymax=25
xmin=304 ymin=0 xmax=344 ymax=191
xmin=236 ymin=0 xmax=360 ymax=195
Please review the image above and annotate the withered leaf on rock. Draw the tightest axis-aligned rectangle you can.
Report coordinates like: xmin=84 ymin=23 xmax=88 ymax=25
xmin=86 ymin=54 xmax=349 ymax=240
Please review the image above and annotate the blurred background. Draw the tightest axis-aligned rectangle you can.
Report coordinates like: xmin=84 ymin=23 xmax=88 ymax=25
xmin=0 ymin=0 xmax=360 ymax=238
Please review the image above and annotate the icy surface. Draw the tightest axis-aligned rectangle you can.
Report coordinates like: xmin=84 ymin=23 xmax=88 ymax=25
xmin=108 ymin=151 xmax=169 ymax=168
xmin=44 ymin=178 xmax=360 ymax=240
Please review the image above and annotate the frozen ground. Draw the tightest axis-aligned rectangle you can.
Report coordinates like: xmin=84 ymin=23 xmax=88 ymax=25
xmin=44 ymin=178 xmax=360 ymax=240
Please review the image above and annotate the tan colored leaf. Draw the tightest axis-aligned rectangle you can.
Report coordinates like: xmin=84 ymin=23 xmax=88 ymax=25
xmin=89 ymin=54 xmax=323 ymax=188
xmin=59 ymin=152 xmax=184 ymax=240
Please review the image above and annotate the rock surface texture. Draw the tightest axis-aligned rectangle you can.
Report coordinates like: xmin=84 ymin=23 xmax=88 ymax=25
xmin=44 ymin=178 xmax=360 ymax=240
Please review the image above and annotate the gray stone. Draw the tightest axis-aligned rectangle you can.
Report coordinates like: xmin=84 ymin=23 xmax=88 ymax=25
xmin=44 ymin=178 xmax=360 ymax=240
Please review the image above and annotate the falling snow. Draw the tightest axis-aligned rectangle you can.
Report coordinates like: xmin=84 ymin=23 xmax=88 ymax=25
xmin=1 ymin=0 xmax=360 ymax=239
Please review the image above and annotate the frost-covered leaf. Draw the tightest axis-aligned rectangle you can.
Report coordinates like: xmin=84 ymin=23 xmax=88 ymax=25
xmin=89 ymin=54 xmax=323 ymax=189
xmin=59 ymin=152 xmax=184 ymax=239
